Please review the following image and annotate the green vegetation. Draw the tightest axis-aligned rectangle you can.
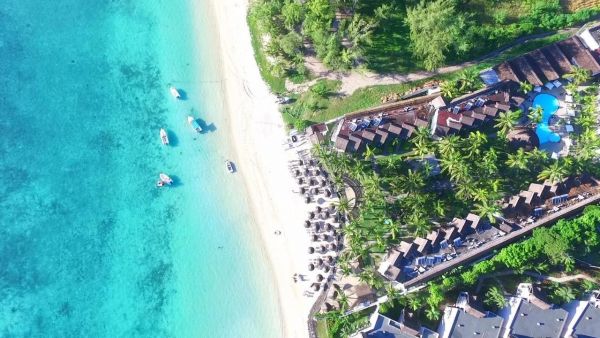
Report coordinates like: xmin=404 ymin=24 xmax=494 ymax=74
xmin=460 ymin=206 xmax=600 ymax=286
xmin=316 ymin=307 xmax=373 ymax=338
xmin=249 ymin=0 xmax=599 ymax=86
xmin=281 ymin=79 xmax=341 ymax=127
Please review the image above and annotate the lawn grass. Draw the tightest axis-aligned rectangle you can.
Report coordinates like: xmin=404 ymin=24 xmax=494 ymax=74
xmin=315 ymin=319 xmax=331 ymax=338
xmin=247 ymin=9 xmax=286 ymax=94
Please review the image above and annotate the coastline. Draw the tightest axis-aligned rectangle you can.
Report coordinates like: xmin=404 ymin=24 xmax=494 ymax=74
xmin=204 ymin=0 xmax=313 ymax=337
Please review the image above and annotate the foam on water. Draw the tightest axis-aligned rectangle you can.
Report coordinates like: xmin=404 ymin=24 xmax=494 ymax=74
xmin=0 ymin=0 xmax=281 ymax=336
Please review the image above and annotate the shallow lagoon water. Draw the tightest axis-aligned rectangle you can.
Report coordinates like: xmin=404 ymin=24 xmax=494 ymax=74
xmin=0 ymin=0 xmax=281 ymax=336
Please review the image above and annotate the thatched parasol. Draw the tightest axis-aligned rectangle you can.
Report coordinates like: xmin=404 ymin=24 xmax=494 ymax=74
xmin=312 ymin=223 xmax=320 ymax=232
xmin=308 ymin=246 xmax=315 ymax=254
xmin=320 ymin=234 xmax=328 ymax=241
xmin=316 ymin=206 xmax=322 ymax=213
xmin=304 ymin=220 xmax=311 ymax=228
xmin=323 ymin=266 xmax=331 ymax=273
xmin=325 ymin=223 xmax=333 ymax=231
xmin=304 ymin=196 xmax=311 ymax=204
xmin=297 ymin=178 xmax=303 ymax=184
xmin=300 ymin=187 xmax=307 ymax=194
xmin=314 ymin=169 xmax=321 ymax=176
xmin=330 ymin=204 xmax=336 ymax=212
xmin=316 ymin=274 xmax=324 ymax=282
xmin=320 ymin=180 xmax=327 ymax=187
xmin=320 ymin=245 xmax=327 ymax=253
xmin=309 ymin=211 xmax=315 ymax=219
xmin=311 ymin=234 xmax=318 ymax=242
xmin=294 ymin=169 xmax=301 ymax=177
xmin=312 ymin=283 xmax=320 ymax=291
xmin=317 ymin=258 xmax=324 ymax=266
xmin=326 ymin=255 xmax=334 ymax=263
xmin=308 ymin=263 xmax=315 ymax=271
xmin=324 ymin=211 xmax=330 ymax=218
xmin=298 ymin=159 xmax=304 ymax=166
xmin=325 ymin=190 xmax=332 ymax=197
xmin=304 ymin=168 xmax=310 ymax=176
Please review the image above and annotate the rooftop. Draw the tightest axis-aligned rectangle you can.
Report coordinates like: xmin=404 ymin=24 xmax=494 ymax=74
xmin=510 ymin=300 xmax=568 ymax=338
xmin=449 ymin=309 xmax=503 ymax=338
xmin=571 ymin=302 xmax=600 ymax=338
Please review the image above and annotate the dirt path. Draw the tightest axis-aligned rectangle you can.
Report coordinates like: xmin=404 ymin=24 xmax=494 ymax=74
xmin=287 ymin=27 xmax=583 ymax=95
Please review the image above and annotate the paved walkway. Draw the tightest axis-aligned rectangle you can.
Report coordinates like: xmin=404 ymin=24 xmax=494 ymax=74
xmin=475 ymin=270 xmax=597 ymax=293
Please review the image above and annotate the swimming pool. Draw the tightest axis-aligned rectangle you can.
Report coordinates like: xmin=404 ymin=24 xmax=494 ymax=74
xmin=532 ymin=93 xmax=561 ymax=144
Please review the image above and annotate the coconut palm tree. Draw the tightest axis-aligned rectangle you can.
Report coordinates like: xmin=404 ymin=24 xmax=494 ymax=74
xmin=437 ymin=135 xmax=462 ymax=156
xmin=484 ymin=286 xmax=506 ymax=309
xmin=363 ymin=144 xmax=376 ymax=161
xmin=457 ymin=68 xmax=480 ymax=92
xmin=538 ymin=160 xmax=569 ymax=184
xmin=565 ymin=81 xmax=579 ymax=95
xmin=425 ymin=306 xmax=441 ymax=321
xmin=528 ymin=106 xmax=543 ymax=125
xmin=506 ymin=148 xmax=529 ymax=171
xmin=400 ymin=169 xmax=425 ymax=194
xmin=466 ymin=131 xmax=487 ymax=158
xmin=519 ymin=81 xmax=533 ymax=94
xmin=473 ymin=199 xmax=500 ymax=223
xmin=495 ymin=110 xmax=521 ymax=136
xmin=565 ymin=66 xmax=591 ymax=85
xmin=440 ymin=80 xmax=459 ymax=99
xmin=553 ymin=286 xmax=576 ymax=304
xmin=336 ymin=196 xmax=352 ymax=217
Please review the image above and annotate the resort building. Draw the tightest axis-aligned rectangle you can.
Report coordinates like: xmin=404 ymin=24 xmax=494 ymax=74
xmin=437 ymin=293 xmax=504 ymax=338
xmin=331 ymin=94 xmax=441 ymax=153
xmin=563 ymin=290 xmax=600 ymax=337
xmin=353 ymin=312 xmax=439 ymax=338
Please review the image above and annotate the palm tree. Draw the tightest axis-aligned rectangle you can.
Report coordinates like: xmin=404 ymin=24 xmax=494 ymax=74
xmin=495 ymin=110 xmax=520 ymax=136
xmin=466 ymin=131 xmax=487 ymax=158
xmin=359 ymin=266 xmax=383 ymax=289
xmin=336 ymin=196 xmax=352 ymax=217
xmin=400 ymin=169 xmax=425 ymax=194
xmin=473 ymin=199 xmax=500 ymax=223
xmin=506 ymin=148 xmax=529 ymax=171
xmin=565 ymin=81 xmax=579 ymax=95
xmin=519 ymin=81 xmax=533 ymax=94
xmin=440 ymin=80 xmax=459 ymax=99
xmin=437 ymin=135 xmax=461 ymax=156
xmin=407 ymin=295 xmax=421 ymax=312
xmin=363 ymin=144 xmax=376 ymax=161
xmin=553 ymin=286 xmax=576 ymax=304
xmin=425 ymin=306 xmax=441 ymax=321
xmin=565 ymin=66 xmax=591 ymax=85
xmin=528 ymin=105 xmax=543 ymax=125
xmin=484 ymin=286 xmax=506 ymax=309
xmin=538 ymin=160 xmax=569 ymax=184
xmin=457 ymin=68 xmax=480 ymax=92
xmin=385 ymin=283 xmax=400 ymax=305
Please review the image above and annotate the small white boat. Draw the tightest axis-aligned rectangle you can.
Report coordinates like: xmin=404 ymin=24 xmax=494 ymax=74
xmin=225 ymin=160 xmax=235 ymax=173
xmin=187 ymin=116 xmax=203 ymax=133
xmin=159 ymin=173 xmax=173 ymax=185
xmin=170 ymin=86 xmax=181 ymax=99
xmin=160 ymin=128 xmax=169 ymax=145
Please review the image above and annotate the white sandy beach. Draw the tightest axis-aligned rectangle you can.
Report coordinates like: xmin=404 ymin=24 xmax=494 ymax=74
xmin=205 ymin=1 xmax=321 ymax=337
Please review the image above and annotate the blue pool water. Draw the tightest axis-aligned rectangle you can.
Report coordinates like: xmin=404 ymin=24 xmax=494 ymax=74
xmin=0 ymin=0 xmax=281 ymax=337
xmin=533 ymin=93 xmax=561 ymax=144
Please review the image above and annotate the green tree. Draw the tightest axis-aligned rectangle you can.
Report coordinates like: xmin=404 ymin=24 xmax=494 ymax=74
xmin=484 ymin=286 xmax=506 ymax=309
xmin=538 ymin=160 xmax=569 ymax=184
xmin=495 ymin=110 xmax=520 ymax=137
xmin=565 ymin=66 xmax=591 ymax=85
xmin=425 ymin=306 xmax=441 ymax=321
xmin=553 ymin=285 xmax=576 ymax=304
xmin=440 ymin=80 xmax=459 ymax=99
xmin=506 ymin=148 xmax=529 ymax=171
xmin=519 ymin=81 xmax=533 ymax=94
xmin=473 ymin=199 xmax=500 ymax=223
xmin=528 ymin=105 xmax=544 ymax=125
xmin=405 ymin=0 xmax=462 ymax=71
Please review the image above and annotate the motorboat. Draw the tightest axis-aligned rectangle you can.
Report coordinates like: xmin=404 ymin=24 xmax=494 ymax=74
xmin=187 ymin=116 xmax=203 ymax=133
xmin=160 ymin=128 xmax=169 ymax=145
xmin=225 ymin=160 xmax=235 ymax=173
xmin=159 ymin=173 xmax=173 ymax=185
xmin=170 ymin=86 xmax=181 ymax=99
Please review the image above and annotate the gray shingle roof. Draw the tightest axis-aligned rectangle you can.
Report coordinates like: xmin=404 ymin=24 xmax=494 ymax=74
xmin=511 ymin=301 xmax=568 ymax=338
xmin=572 ymin=303 xmax=600 ymax=338
xmin=449 ymin=310 xmax=503 ymax=338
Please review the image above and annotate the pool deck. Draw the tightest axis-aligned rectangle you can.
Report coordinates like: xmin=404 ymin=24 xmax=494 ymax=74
xmin=521 ymin=86 xmax=573 ymax=157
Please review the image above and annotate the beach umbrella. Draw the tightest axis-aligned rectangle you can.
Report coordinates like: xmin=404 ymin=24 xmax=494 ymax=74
xmin=324 ymin=211 xmax=330 ymax=218
xmin=320 ymin=234 xmax=328 ymax=241
xmin=333 ymin=215 xmax=339 ymax=222
xmin=325 ymin=223 xmax=332 ymax=231
xmin=309 ymin=211 xmax=315 ymax=219
xmin=304 ymin=220 xmax=311 ymax=228
xmin=308 ymin=247 xmax=315 ymax=254
xmin=295 ymin=169 xmax=301 ymax=177
xmin=320 ymin=245 xmax=327 ymax=253
xmin=323 ymin=266 xmax=331 ymax=273
xmin=325 ymin=190 xmax=332 ymax=197
xmin=304 ymin=168 xmax=310 ymax=176
xmin=330 ymin=204 xmax=336 ymax=212
xmin=331 ymin=229 xmax=338 ymax=237
xmin=298 ymin=160 xmax=304 ymax=166
xmin=316 ymin=274 xmax=324 ymax=282
xmin=320 ymin=212 xmax=328 ymax=220
xmin=316 ymin=206 xmax=322 ymax=213
xmin=297 ymin=178 xmax=303 ymax=184
xmin=304 ymin=196 xmax=311 ymax=204
xmin=312 ymin=188 xmax=319 ymax=195
xmin=312 ymin=283 xmax=320 ymax=292
xmin=312 ymin=223 xmax=320 ymax=232
xmin=300 ymin=187 xmax=307 ymax=194
xmin=317 ymin=258 xmax=324 ymax=266
xmin=308 ymin=264 xmax=315 ymax=271
xmin=314 ymin=169 xmax=321 ymax=176
xmin=326 ymin=256 xmax=334 ymax=263
xmin=311 ymin=234 xmax=318 ymax=242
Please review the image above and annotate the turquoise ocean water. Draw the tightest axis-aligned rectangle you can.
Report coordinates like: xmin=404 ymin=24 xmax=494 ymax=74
xmin=0 ymin=0 xmax=282 ymax=336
